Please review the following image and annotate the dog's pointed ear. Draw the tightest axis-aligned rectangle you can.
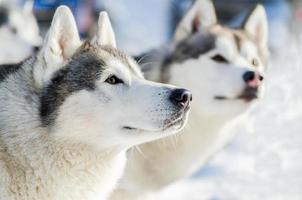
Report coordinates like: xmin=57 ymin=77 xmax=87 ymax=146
xmin=23 ymin=0 xmax=34 ymax=14
xmin=35 ymin=6 xmax=81 ymax=85
xmin=174 ymin=0 xmax=217 ymax=42
xmin=243 ymin=5 xmax=268 ymax=49
xmin=44 ymin=6 xmax=80 ymax=62
xmin=93 ymin=11 xmax=116 ymax=48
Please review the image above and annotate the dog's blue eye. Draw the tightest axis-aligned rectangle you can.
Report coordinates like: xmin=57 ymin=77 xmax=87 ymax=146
xmin=105 ymin=75 xmax=124 ymax=85
xmin=211 ymin=54 xmax=228 ymax=63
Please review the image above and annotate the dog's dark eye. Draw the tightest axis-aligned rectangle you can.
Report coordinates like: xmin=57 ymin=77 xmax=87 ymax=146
xmin=105 ymin=75 xmax=124 ymax=85
xmin=251 ymin=58 xmax=259 ymax=67
xmin=211 ymin=54 xmax=228 ymax=63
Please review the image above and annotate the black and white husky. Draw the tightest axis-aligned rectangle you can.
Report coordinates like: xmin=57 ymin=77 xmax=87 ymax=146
xmin=0 ymin=6 xmax=191 ymax=200
xmin=111 ymin=0 xmax=269 ymax=199
xmin=0 ymin=1 xmax=41 ymax=63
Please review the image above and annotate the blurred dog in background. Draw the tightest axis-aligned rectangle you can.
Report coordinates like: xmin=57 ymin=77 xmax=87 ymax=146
xmin=110 ymin=0 xmax=269 ymax=199
xmin=0 ymin=0 xmax=41 ymax=64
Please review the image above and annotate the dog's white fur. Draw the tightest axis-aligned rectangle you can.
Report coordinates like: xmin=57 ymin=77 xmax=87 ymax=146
xmin=0 ymin=6 xmax=190 ymax=200
xmin=0 ymin=0 xmax=41 ymax=64
xmin=110 ymin=1 xmax=269 ymax=199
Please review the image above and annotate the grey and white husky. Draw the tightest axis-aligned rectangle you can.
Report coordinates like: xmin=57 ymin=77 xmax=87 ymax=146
xmin=0 ymin=0 xmax=41 ymax=64
xmin=0 ymin=6 xmax=191 ymax=200
xmin=111 ymin=0 xmax=269 ymax=199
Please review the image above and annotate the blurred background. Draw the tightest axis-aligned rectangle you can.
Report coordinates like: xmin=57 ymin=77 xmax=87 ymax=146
xmin=2 ymin=0 xmax=302 ymax=199
xmin=5 ymin=0 xmax=301 ymax=53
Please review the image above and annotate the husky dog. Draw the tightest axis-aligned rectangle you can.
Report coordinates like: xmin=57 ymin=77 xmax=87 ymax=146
xmin=0 ymin=1 xmax=41 ymax=64
xmin=0 ymin=6 xmax=191 ymax=200
xmin=110 ymin=0 xmax=269 ymax=199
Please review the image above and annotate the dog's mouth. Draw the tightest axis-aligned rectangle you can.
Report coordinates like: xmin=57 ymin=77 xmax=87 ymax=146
xmin=237 ymin=87 xmax=259 ymax=102
xmin=214 ymin=87 xmax=259 ymax=103
xmin=163 ymin=114 xmax=186 ymax=130
xmin=123 ymin=108 xmax=190 ymax=133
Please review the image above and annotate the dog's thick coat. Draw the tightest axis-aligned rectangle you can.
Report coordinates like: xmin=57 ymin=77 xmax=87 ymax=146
xmin=0 ymin=6 xmax=190 ymax=200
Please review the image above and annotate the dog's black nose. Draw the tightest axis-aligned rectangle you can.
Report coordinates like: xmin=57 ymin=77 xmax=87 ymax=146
xmin=169 ymin=89 xmax=192 ymax=108
xmin=243 ymin=71 xmax=264 ymax=88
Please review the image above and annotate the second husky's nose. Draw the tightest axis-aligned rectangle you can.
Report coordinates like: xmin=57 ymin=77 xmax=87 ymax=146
xmin=169 ymin=89 xmax=192 ymax=108
xmin=243 ymin=71 xmax=264 ymax=88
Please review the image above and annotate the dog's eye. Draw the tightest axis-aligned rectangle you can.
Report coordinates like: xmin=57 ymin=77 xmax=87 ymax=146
xmin=251 ymin=58 xmax=259 ymax=67
xmin=105 ymin=75 xmax=124 ymax=85
xmin=211 ymin=54 xmax=228 ymax=63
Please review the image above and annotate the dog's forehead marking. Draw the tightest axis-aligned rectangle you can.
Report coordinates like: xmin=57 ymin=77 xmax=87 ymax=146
xmin=140 ymin=31 xmax=216 ymax=83
xmin=210 ymin=25 xmax=249 ymax=51
xmin=209 ymin=25 xmax=267 ymax=65
xmin=80 ymin=42 xmax=142 ymax=78
xmin=172 ymin=31 xmax=216 ymax=63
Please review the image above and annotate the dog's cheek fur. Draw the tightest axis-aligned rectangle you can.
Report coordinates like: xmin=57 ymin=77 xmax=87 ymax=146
xmin=40 ymin=53 xmax=105 ymax=127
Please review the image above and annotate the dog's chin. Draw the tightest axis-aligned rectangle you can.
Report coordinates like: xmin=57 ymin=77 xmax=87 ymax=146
xmin=122 ymin=118 xmax=185 ymax=133
xmin=122 ymin=108 xmax=190 ymax=135
xmin=214 ymin=95 xmax=259 ymax=103
xmin=214 ymin=87 xmax=261 ymax=103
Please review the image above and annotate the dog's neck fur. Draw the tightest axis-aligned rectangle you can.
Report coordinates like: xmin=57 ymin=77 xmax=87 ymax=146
xmin=0 ymin=58 xmax=127 ymax=200
xmin=115 ymin=100 xmax=240 ymax=196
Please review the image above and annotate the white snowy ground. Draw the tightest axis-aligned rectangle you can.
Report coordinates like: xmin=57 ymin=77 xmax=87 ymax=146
xmin=154 ymin=19 xmax=302 ymax=200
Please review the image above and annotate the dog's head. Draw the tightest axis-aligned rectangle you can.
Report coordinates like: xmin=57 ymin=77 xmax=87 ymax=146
xmin=0 ymin=1 xmax=41 ymax=63
xmin=169 ymin=0 xmax=268 ymax=118
xmin=35 ymin=7 xmax=191 ymax=150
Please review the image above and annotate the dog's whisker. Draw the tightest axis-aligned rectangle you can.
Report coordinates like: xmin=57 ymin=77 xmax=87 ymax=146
xmin=136 ymin=53 xmax=154 ymax=64
xmin=139 ymin=61 xmax=160 ymax=67
xmin=133 ymin=145 xmax=148 ymax=160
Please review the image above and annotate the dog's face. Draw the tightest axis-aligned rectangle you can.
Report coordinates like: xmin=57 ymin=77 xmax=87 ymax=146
xmin=169 ymin=0 xmax=268 ymax=118
xmin=36 ymin=7 xmax=191 ymax=150
xmin=0 ymin=1 xmax=41 ymax=63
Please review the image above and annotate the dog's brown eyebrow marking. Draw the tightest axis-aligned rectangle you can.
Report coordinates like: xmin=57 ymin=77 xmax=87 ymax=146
xmin=233 ymin=33 xmax=242 ymax=52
